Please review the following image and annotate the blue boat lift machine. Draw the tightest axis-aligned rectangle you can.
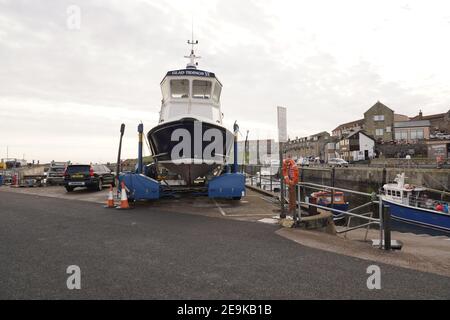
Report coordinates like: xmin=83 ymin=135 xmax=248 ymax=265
xmin=118 ymin=123 xmax=245 ymax=201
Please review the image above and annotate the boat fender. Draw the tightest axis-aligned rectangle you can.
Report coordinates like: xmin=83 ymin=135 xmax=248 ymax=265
xmin=282 ymin=159 xmax=299 ymax=186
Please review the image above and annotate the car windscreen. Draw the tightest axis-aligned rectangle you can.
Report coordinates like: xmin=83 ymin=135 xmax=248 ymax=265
xmin=49 ymin=167 xmax=65 ymax=173
xmin=66 ymin=165 xmax=90 ymax=174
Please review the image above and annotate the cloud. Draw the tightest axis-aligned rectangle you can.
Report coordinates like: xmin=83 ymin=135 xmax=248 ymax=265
xmin=1 ymin=0 xmax=450 ymax=162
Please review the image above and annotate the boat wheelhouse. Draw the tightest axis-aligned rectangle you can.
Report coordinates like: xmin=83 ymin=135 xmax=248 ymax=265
xmin=147 ymin=40 xmax=233 ymax=185
xmin=158 ymin=69 xmax=223 ymax=125
xmin=381 ymin=173 xmax=450 ymax=232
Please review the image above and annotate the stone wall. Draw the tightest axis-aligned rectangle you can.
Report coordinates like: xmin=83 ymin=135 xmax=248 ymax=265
xmin=301 ymin=166 xmax=450 ymax=190
xmin=376 ymin=142 xmax=428 ymax=158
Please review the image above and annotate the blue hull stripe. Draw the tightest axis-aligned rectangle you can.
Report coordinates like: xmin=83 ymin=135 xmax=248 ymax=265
xmin=383 ymin=199 xmax=450 ymax=232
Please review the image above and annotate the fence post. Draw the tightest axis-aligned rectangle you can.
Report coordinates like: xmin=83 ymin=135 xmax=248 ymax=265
xmin=330 ymin=167 xmax=335 ymax=209
xmin=296 ymin=183 xmax=301 ymax=224
xmin=270 ymin=174 xmax=273 ymax=192
xmin=383 ymin=204 xmax=391 ymax=250
xmin=378 ymin=197 xmax=384 ymax=249
xmin=259 ymin=167 xmax=262 ymax=187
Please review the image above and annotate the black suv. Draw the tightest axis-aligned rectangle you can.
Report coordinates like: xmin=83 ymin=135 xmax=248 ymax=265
xmin=64 ymin=164 xmax=115 ymax=192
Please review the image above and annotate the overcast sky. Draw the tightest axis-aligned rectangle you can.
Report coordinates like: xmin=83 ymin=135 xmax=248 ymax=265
xmin=1 ymin=0 xmax=450 ymax=163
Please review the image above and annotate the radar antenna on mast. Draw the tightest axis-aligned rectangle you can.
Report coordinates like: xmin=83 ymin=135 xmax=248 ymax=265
xmin=184 ymin=23 xmax=201 ymax=69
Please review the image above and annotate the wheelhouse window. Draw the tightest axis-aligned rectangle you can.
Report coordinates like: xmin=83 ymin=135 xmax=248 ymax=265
xmin=161 ymin=80 xmax=170 ymax=101
xmin=192 ymin=80 xmax=212 ymax=99
xmin=410 ymin=128 xmax=424 ymax=140
xmin=170 ymin=79 xmax=189 ymax=98
xmin=212 ymin=84 xmax=222 ymax=102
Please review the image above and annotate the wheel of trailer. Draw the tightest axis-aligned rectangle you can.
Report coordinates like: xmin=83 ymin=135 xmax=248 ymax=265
xmin=97 ymin=179 xmax=103 ymax=191
xmin=232 ymin=196 xmax=241 ymax=201
xmin=65 ymin=186 xmax=74 ymax=192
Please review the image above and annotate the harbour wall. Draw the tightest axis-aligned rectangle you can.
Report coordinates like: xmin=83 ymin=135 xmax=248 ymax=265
xmin=300 ymin=166 xmax=450 ymax=191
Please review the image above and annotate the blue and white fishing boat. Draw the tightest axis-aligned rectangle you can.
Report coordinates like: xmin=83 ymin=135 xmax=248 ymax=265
xmin=381 ymin=173 xmax=450 ymax=233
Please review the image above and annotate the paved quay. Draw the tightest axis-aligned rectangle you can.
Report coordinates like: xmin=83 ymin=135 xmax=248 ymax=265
xmin=0 ymin=189 xmax=449 ymax=299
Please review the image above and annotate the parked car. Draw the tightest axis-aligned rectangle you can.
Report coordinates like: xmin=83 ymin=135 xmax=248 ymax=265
xmin=296 ymin=157 xmax=310 ymax=167
xmin=328 ymin=158 xmax=349 ymax=167
xmin=435 ymin=132 xmax=450 ymax=140
xmin=64 ymin=164 xmax=115 ymax=192
xmin=45 ymin=161 xmax=68 ymax=186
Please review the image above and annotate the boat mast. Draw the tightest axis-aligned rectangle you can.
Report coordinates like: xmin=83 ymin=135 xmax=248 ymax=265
xmin=185 ymin=23 xmax=201 ymax=69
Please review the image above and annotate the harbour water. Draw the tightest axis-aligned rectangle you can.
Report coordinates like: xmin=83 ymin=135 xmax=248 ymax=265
xmin=247 ymin=167 xmax=450 ymax=237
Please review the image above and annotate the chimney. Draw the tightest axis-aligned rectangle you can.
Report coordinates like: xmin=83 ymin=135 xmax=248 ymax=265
xmin=418 ymin=109 xmax=423 ymax=119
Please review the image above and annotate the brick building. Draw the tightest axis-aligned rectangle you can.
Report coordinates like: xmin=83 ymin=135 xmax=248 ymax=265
xmin=363 ymin=101 xmax=395 ymax=141
xmin=394 ymin=120 xmax=431 ymax=143
xmin=332 ymin=119 xmax=364 ymax=138
xmin=410 ymin=109 xmax=450 ymax=134
xmin=284 ymin=131 xmax=331 ymax=160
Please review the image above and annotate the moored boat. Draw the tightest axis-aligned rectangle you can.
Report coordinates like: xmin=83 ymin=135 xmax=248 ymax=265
xmin=309 ymin=190 xmax=349 ymax=220
xmin=381 ymin=173 xmax=450 ymax=232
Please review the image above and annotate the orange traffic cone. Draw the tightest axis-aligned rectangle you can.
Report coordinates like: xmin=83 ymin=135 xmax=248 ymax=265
xmin=116 ymin=181 xmax=130 ymax=209
xmin=104 ymin=186 xmax=115 ymax=208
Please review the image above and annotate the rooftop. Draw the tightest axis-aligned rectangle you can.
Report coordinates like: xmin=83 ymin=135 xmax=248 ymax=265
xmin=332 ymin=119 xmax=364 ymax=132
xmin=410 ymin=110 xmax=450 ymax=121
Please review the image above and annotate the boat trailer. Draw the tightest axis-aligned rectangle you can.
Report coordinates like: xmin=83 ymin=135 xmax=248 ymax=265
xmin=117 ymin=123 xmax=245 ymax=201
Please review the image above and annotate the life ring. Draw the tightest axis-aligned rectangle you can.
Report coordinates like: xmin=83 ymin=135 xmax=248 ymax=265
xmin=282 ymin=158 xmax=299 ymax=186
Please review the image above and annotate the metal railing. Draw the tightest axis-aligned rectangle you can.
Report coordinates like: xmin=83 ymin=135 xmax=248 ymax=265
xmin=244 ymin=166 xmax=392 ymax=249
xmin=296 ymin=181 xmax=384 ymax=246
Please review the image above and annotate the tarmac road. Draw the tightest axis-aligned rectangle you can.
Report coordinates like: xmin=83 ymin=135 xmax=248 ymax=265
xmin=0 ymin=191 xmax=449 ymax=299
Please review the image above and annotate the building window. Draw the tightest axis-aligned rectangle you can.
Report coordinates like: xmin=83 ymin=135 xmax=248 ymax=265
xmin=410 ymin=128 xmax=424 ymax=140
xmin=374 ymin=115 xmax=385 ymax=121
xmin=395 ymin=130 xmax=408 ymax=140
xmin=386 ymin=126 xmax=391 ymax=133
xmin=375 ymin=129 xmax=384 ymax=136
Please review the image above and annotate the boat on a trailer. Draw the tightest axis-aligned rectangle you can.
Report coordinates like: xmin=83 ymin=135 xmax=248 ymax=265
xmin=381 ymin=173 xmax=450 ymax=233
xmin=147 ymin=39 xmax=234 ymax=186
xmin=118 ymin=39 xmax=245 ymax=201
